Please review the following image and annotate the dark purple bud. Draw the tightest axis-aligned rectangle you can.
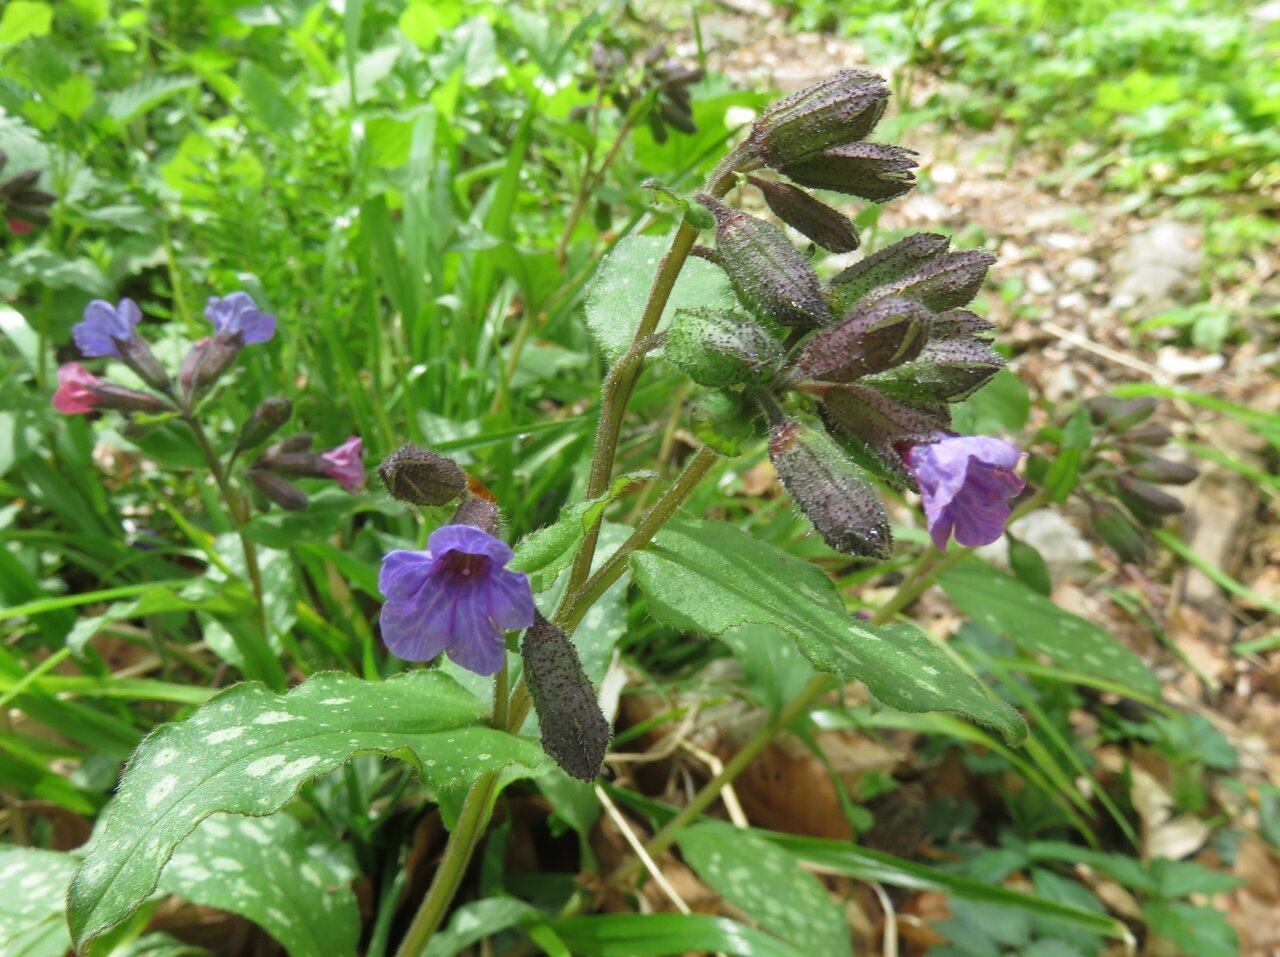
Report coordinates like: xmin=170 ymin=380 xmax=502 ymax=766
xmin=522 ymin=614 xmax=611 ymax=781
xmin=1087 ymin=396 xmax=1158 ymax=432
xmin=830 ymin=233 xmax=953 ymax=313
xmin=749 ymin=176 xmax=859 ymax=253
xmin=648 ymin=113 xmax=669 ymax=145
xmin=698 ymin=194 xmax=834 ymax=330
xmin=769 ymin=418 xmax=892 ymax=559
xmin=792 ymin=297 xmax=930 ymax=383
xmin=256 ymin=450 xmax=327 ymax=477
xmin=666 ymin=307 xmax=785 ymax=387
xmin=777 ymin=143 xmax=918 ymax=203
xmin=451 ymin=497 xmax=501 ymax=536
xmin=1128 ymin=452 xmax=1198 ymax=486
xmin=1117 ymin=477 xmax=1185 ymax=526
xmin=113 ymin=334 xmax=172 ymax=393
xmin=272 ymin=432 xmax=314 ymax=454
xmin=1091 ymin=501 xmax=1147 ymax=564
xmin=748 ymin=71 xmax=890 ymax=168
xmin=858 ymin=249 xmax=997 ymax=313
xmin=820 ymin=383 xmax=949 ymax=487
xmin=179 ymin=334 xmax=242 ymax=402
xmin=929 ymin=308 xmax=996 ymax=339
xmin=643 ymin=44 xmax=665 ymax=67
xmin=88 ymin=382 xmax=170 ymax=414
xmin=659 ymin=100 xmax=697 ymax=136
xmin=235 ymin=397 xmax=293 ymax=453
xmin=1121 ymin=424 xmax=1175 ymax=446
xmin=248 ymin=470 xmax=309 ymax=511
xmin=377 ymin=444 xmax=468 ymax=507
xmin=689 ymin=389 xmax=759 ymax=457
xmin=0 ymin=168 xmax=40 ymax=195
xmin=868 ymin=338 xmax=1005 ymax=404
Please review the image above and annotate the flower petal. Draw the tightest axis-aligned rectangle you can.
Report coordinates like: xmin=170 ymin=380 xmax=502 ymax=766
xmin=488 ymin=568 xmax=536 ymax=630
xmin=378 ymin=549 xmax=436 ymax=601
xmin=73 ymin=300 xmax=125 ymax=357
xmin=427 ymin=523 xmax=514 ymax=565
xmin=379 ymin=595 xmax=451 ymax=663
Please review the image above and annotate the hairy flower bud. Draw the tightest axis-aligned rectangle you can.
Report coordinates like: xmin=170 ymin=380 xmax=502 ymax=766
xmin=689 ymin=390 xmax=759 ymax=457
xmin=792 ymin=297 xmax=930 ymax=383
xmin=666 ymin=307 xmax=785 ymax=387
xmin=248 ymin=469 xmax=309 ymax=511
xmin=451 ymin=497 xmax=501 ymax=536
xmin=856 ymin=249 xmax=996 ymax=313
xmin=1121 ymin=424 xmax=1174 ymax=446
xmin=112 ymin=335 xmax=171 ymax=393
xmin=929 ymin=308 xmax=996 ymax=339
xmin=1087 ymin=396 xmax=1158 ymax=432
xmin=1128 ymin=452 xmax=1198 ymax=486
xmin=829 ymin=234 xmax=953 ymax=312
xmin=1091 ymin=501 xmax=1147 ymax=564
xmin=179 ymin=335 xmax=241 ymax=402
xmin=769 ymin=418 xmax=892 ymax=559
xmin=522 ymin=614 xmax=611 ymax=781
xmin=377 ymin=444 xmax=467 ymax=507
xmin=1117 ymin=477 xmax=1185 ymax=526
xmin=820 ymin=384 xmax=949 ymax=486
xmin=748 ymin=176 xmax=859 ymax=253
xmin=867 ymin=338 xmax=1005 ymax=404
xmin=698 ymin=194 xmax=833 ymax=329
xmin=257 ymin=451 xmax=327 ymax=476
xmin=778 ymin=143 xmax=918 ymax=202
xmin=235 ymin=397 xmax=293 ymax=454
xmin=748 ymin=71 xmax=890 ymax=168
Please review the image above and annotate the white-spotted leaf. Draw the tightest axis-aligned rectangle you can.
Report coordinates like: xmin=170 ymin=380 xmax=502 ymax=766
xmin=632 ymin=519 xmax=1026 ymax=743
xmin=68 ymin=670 xmax=542 ymax=951
xmin=679 ymin=822 xmax=852 ymax=957
xmin=0 ymin=848 xmax=77 ymax=957
xmin=585 ymin=234 xmax=733 ymax=362
xmin=159 ymin=813 xmax=359 ymax=957
xmin=940 ymin=561 xmax=1159 ymax=696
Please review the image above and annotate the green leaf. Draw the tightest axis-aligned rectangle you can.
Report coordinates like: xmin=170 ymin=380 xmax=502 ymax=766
xmin=0 ymin=848 xmax=77 ymax=957
xmin=549 ymin=913 xmax=808 ymax=957
xmin=424 ymin=898 xmax=544 ymax=957
xmin=632 ymin=519 xmax=1026 ymax=742
xmin=49 ymin=74 xmax=95 ymax=120
xmin=1143 ymin=901 xmax=1237 ymax=957
xmin=940 ymin=560 xmax=1159 ymax=697
xmin=0 ymin=1 xmax=52 ymax=48
xmin=238 ymin=61 xmax=303 ymax=135
xmin=585 ymin=235 xmax=733 ymax=363
xmin=105 ymin=75 xmax=199 ymax=127
xmin=68 ymin=670 xmax=542 ymax=950
xmin=679 ymin=822 xmax=851 ymax=957
xmin=160 ymin=814 xmax=359 ymax=957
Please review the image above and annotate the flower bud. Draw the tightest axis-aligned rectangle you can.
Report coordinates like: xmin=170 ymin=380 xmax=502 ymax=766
xmin=1117 ymin=477 xmax=1184 ymax=526
xmin=1121 ymin=424 xmax=1174 ymax=446
xmin=769 ymin=418 xmax=892 ymax=559
xmin=791 ymin=297 xmax=930 ymax=383
xmin=929 ymin=308 xmax=995 ymax=339
xmin=856 ymin=249 xmax=996 ymax=313
xmin=689 ymin=389 xmax=759 ymax=457
xmin=235 ymin=397 xmax=293 ymax=454
xmin=698 ymin=194 xmax=833 ymax=329
xmin=522 ymin=614 xmax=611 ymax=781
xmin=868 ymin=338 xmax=1005 ymax=404
xmin=256 ymin=451 xmax=327 ymax=477
xmin=179 ymin=334 xmax=242 ymax=403
xmin=1128 ymin=452 xmax=1198 ymax=486
xmin=248 ymin=469 xmax=309 ymax=511
xmin=748 ymin=176 xmax=859 ymax=253
xmin=91 ymin=381 xmax=172 ymax=414
xmin=110 ymin=332 xmax=171 ymax=393
xmin=1091 ymin=501 xmax=1147 ymax=564
xmin=820 ymin=384 xmax=948 ymax=486
xmin=776 ymin=143 xmax=918 ymax=202
xmin=272 ymin=432 xmax=314 ymax=454
xmin=666 ymin=307 xmax=785 ymax=387
xmin=748 ymin=71 xmax=890 ymax=168
xmin=830 ymin=233 xmax=953 ymax=313
xmin=377 ymin=444 xmax=468 ymax=507
xmin=1087 ymin=396 xmax=1158 ymax=432
xmin=451 ymin=497 xmax=500 ymax=536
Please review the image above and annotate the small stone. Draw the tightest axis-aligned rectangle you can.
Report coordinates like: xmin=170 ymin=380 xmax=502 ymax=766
xmin=1109 ymin=220 xmax=1203 ymax=310
xmin=1155 ymin=348 xmax=1225 ymax=379
xmin=1064 ymin=257 xmax=1100 ymax=284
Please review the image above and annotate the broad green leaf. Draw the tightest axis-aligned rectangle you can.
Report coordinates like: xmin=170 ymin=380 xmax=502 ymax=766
xmin=1143 ymin=901 xmax=1237 ymax=957
xmin=585 ymin=235 xmax=733 ymax=363
xmin=0 ymin=849 xmax=77 ymax=957
xmin=632 ymin=519 xmax=1025 ymax=742
xmin=940 ymin=560 xmax=1159 ymax=697
xmin=50 ymin=74 xmax=95 ymax=120
xmin=160 ymin=814 xmax=359 ymax=957
xmin=106 ymin=75 xmax=199 ymax=127
xmin=68 ymin=670 xmax=542 ymax=950
xmin=679 ymin=822 xmax=851 ymax=957
xmin=549 ymin=913 xmax=808 ymax=957
xmin=0 ymin=1 xmax=52 ymax=48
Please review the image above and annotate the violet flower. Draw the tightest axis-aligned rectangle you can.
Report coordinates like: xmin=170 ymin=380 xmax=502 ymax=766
xmin=51 ymin=362 xmax=101 ymax=414
xmin=321 ymin=436 xmax=365 ymax=492
xmin=902 ymin=435 xmax=1025 ymax=550
xmin=379 ymin=524 xmax=535 ymax=676
xmin=205 ymin=292 xmax=276 ymax=344
xmin=72 ymin=299 xmax=142 ymax=358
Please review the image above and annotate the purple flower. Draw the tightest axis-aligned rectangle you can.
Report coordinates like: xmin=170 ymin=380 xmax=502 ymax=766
xmin=379 ymin=524 xmax=535 ymax=676
xmin=73 ymin=298 xmax=142 ymax=357
xmin=321 ymin=436 xmax=365 ymax=492
xmin=52 ymin=362 xmax=101 ymax=414
xmin=205 ymin=292 xmax=276 ymax=344
xmin=903 ymin=435 xmax=1025 ymax=550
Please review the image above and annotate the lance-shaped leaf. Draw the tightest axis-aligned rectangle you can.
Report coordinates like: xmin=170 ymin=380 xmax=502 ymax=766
xmin=749 ymin=176 xmax=859 ymax=253
xmin=631 ymin=518 xmax=1026 ymax=742
xmin=791 ymin=297 xmax=930 ymax=382
xmin=0 ymin=848 xmax=78 ymax=957
xmin=68 ymin=670 xmax=543 ymax=951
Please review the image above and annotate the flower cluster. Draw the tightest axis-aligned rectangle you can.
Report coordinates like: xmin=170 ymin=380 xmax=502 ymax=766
xmin=52 ymin=293 xmax=364 ymax=510
xmin=666 ymin=71 xmax=1023 ymax=556
xmin=577 ymin=42 xmax=704 ymax=144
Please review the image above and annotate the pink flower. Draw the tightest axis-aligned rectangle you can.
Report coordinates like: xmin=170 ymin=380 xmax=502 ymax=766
xmin=52 ymin=363 xmax=101 ymax=414
xmin=320 ymin=436 xmax=364 ymax=492
xmin=903 ymin=435 xmax=1025 ymax=550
